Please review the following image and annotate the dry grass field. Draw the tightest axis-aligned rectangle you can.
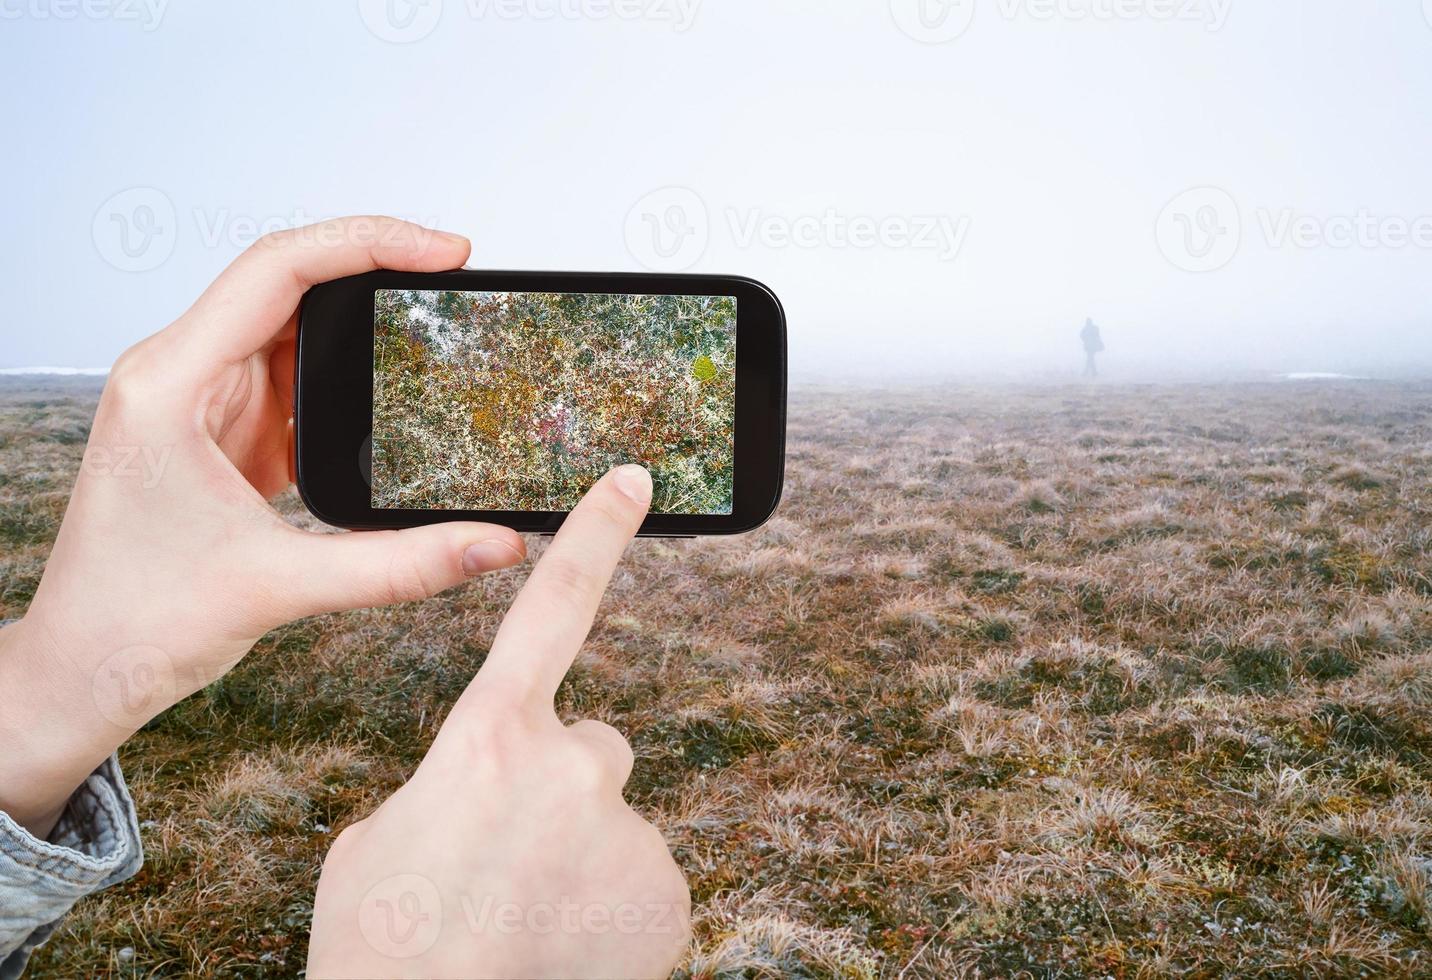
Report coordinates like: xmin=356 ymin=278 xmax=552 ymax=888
xmin=4 ymin=376 xmax=1432 ymax=978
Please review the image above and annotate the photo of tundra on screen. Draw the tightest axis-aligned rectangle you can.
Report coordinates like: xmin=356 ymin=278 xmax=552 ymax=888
xmin=371 ymin=289 xmax=737 ymax=514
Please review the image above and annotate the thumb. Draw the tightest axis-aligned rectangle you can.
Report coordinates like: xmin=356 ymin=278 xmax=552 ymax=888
xmin=273 ymin=523 xmax=526 ymax=619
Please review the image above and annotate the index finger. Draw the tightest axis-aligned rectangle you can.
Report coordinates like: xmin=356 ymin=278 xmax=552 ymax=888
xmin=172 ymin=215 xmax=472 ymax=366
xmin=474 ymin=465 xmax=653 ymax=711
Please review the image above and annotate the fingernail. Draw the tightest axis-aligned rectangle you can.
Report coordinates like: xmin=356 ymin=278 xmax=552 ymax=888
xmin=436 ymin=230 xmax=469 ymax=246
xmin=612 ymin=464 xmax=653 ymax=505
xmin=463 ymin=540 xmax=523 ymax=576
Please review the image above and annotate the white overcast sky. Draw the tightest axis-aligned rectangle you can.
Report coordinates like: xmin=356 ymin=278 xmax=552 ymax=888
xmin=3 ymin=0 xmax=1432 ymax=379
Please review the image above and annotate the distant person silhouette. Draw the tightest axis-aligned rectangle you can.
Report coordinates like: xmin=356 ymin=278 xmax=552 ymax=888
xmin=1080 ymin=318 xmax=1105 ymax=378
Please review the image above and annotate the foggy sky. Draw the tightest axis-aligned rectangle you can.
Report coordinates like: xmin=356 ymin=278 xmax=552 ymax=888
xmin=4 ymin=0 xmax=1432 ymax=379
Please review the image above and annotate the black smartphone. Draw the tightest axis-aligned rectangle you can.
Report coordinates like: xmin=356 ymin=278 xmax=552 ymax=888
xmin=295 ymin=270 xmax=786 ymax=536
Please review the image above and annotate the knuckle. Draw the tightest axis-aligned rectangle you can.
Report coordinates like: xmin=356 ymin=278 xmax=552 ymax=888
xmin=563 ymin=742 xmax=609 ymax=793
xmin=105 ymin=344 xmax=154 ymax=397
xmin=564 ymin=721 xmax=635 ymax=793
xmin=381 ymin=542 xmax=439 ymax=605
xmin=572 ymin=717 xmax=626 ymax=745
xmin=108 ymin=344 xmax=147 ymax=381
xmin=449 ymin=701 xmax=504 ymax=745
xmin=251 ymin=228 xmax=294 ymax=253
xmin=542 ymin=554 xmax=598 ymax=606
xmin=326 ymin=823 xmax=367 ymax=860
xmin=347 ymin=214 xmax=413 ymax=252
xmin=587 ymin=494 xmax=634 ymax=530
xmin=351 ymin=213 xmax=397 ymax=231
xmin=470 ymin=729 xmax=522 ymax=780
xmin=337 ymin=215 xmax=383 ymax=249
xmin=571 ymin=766 xmax=606 ymax=796
xmin=608 ymin=730 xmax=637 ymax=768
xmin=580 ymin=720 xmax=634 ymax=759
xmin=100 ymin=343 xmax=168 ymax=427
xmin=448 ymin=706 xmax=535 ymax=779
xmin=467 ymin=673 xmax=542 ymax=718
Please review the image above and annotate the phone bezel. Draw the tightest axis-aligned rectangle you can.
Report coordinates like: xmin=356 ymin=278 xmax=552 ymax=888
xmin=295 ymin=269 xmax=786 ymax=536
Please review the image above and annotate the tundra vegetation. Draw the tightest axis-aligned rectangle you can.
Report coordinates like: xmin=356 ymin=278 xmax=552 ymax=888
xmin=372 ymin=289 xmax=736 ymax=515
xmin=3 ymin=377 xmax=1432 ymax=977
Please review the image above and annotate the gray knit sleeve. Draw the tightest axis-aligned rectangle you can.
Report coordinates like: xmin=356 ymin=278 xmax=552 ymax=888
xmin=0 ymin=755 xmax=144 ymax=978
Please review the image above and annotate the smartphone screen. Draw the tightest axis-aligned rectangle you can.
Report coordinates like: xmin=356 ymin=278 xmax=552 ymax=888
xmin=297 ymin=270 xmax=784 ymax=536
xmin=371 ymin=289 xmax=737 ymax=515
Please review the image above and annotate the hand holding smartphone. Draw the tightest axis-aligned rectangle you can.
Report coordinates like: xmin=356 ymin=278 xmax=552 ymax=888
xmin=296 ymin=270 xmax=786 ymax=536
